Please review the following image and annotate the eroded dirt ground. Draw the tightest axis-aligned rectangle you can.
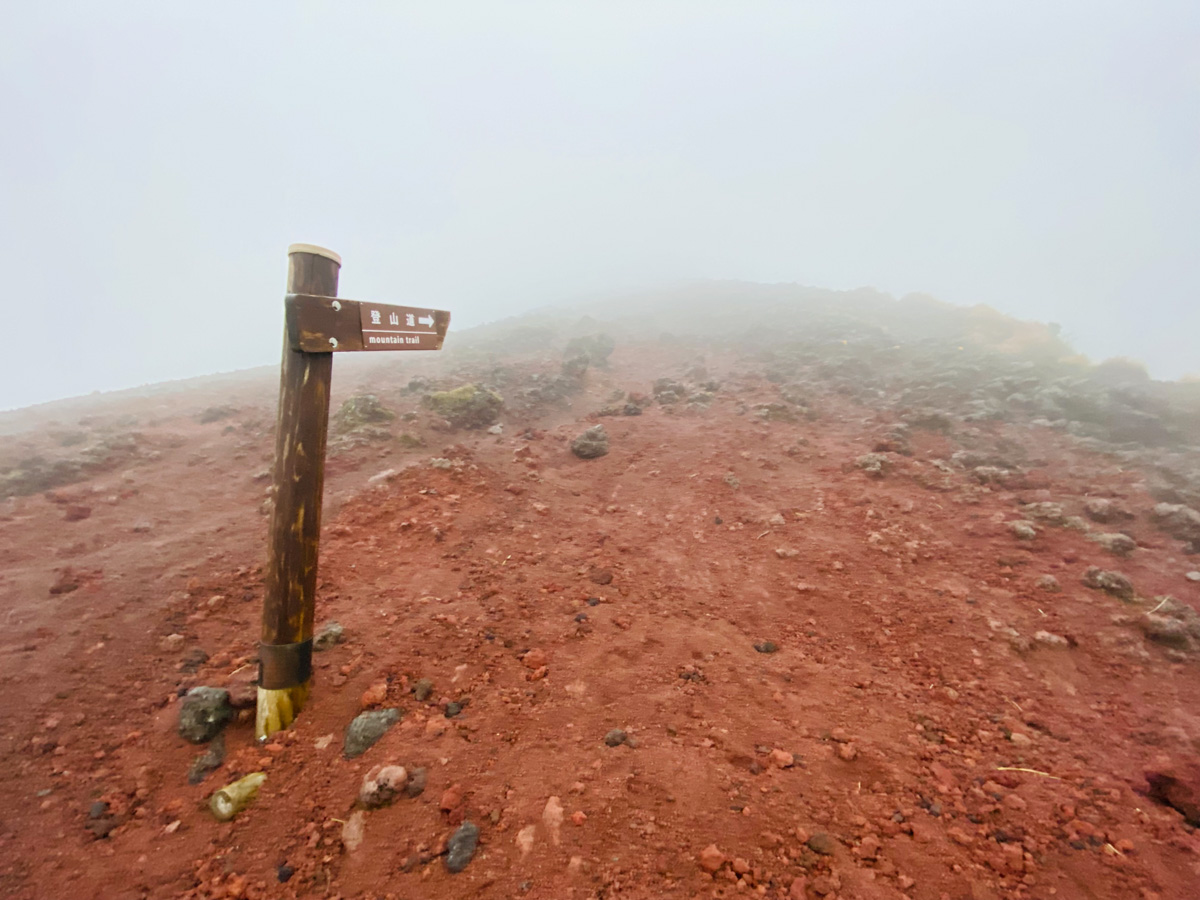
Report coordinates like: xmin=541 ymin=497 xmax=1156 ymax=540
xmin=1 ymin=336 xmax=1199 ymax=900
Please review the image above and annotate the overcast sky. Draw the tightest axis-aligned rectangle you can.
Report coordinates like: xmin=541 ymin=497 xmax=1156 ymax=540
xmin=2 ymin=2 xmax=1197 ymax=410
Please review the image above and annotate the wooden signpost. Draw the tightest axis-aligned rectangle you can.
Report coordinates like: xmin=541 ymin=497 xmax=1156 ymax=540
xmin=256 ymin=244 xmax=451 ymax=740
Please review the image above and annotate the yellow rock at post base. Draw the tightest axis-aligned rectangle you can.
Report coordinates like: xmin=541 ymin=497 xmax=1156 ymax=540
xmin=255 ymin=681 xmax=310 ymax=741
xmin=210 ymin=772 xmax=267 ymax=822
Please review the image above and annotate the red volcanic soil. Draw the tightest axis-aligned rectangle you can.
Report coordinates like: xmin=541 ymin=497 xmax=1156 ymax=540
xmin=1 ymin=344 xmax=1199 ymax=900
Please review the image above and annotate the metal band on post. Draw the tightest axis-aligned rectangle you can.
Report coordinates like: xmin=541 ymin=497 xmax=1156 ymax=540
xmin=258 ymin=639 xmax=314 ymax=690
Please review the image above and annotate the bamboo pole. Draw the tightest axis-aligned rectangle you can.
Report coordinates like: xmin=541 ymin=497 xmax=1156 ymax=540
xmin=256 ymin=244 xmax=340 ymax=739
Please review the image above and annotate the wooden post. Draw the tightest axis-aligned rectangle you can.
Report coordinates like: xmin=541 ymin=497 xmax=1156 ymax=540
xmin=256 ymin=244 xmax=341 ymax=740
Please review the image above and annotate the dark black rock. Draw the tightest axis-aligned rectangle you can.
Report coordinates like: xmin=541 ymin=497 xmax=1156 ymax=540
xmin=187 ymin=732 xmax=226 ymax=784
xmin=754 ymin=641 xmax=779 ymax=654
xmin=445 ymin=702 xmax=463 ymax=718
xmin=178 ymin=687 xmax=234 ymax=744
xmin=276 ymin=865 xmax=294 ymax=883
xmin=445 ymin=822 xmax=480 ymax=873
xmin=343 ymin=708 xmax=401 ymax=758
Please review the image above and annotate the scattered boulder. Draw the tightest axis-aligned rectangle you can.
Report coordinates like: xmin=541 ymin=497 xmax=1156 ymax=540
xmin=344 ymin=709 xmax=401 ymax=759
xmin=1022 ymin=502 xmax=1066 ymax=525
xmin=1138 ymin=597 xmax=1200 ymax=651
xmin=424 ymin=384 xmax=504 ymax=429
xmin=1087 ymin=532 xmax=1137 ymax=557
xmin=855 ymin=453 xmax=892 ymax=477
xmin=1084 ymin=498 xmax=1134 ymax=523
xmin=1009 ymin=521 xmax=1038 ymax=541
xmin=197 ymin=405 xmax=239 ymax=424
xmin=1153 ymin=503 xmax=1200 ymax=543
xmin=178 ymin=687 xmax=234 ymax=744
xmin=1036 ymin=575 xmax=1061 ymax=592
xmin=753 ymin=403 xmax=798 ymax=423
xmin=571 ymin=425 xmax=610 ymax=460
xmin=334 ymin=394 xmax=395 ymax=433
xmin=1140 ymin=614 xmax=1192 ymax=649
xmin=564 ymin=334 xmax=616 ymax=368
xmin=1082 ymin=566 xmax=1135 ymax=601
xmin=652 ymin=379 xmax=688 ymax=404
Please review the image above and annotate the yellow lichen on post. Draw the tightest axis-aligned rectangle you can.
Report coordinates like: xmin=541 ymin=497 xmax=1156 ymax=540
xmin=255 ymin=680 xmax=310 ymax=741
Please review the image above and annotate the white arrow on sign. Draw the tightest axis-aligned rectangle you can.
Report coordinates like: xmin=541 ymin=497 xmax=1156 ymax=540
xmin=418 ymin=314 xmax=435 ymax=327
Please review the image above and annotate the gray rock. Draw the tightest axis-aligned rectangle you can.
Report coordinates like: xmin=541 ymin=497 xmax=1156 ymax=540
xmin=445 ymin=822 xmax=480 ymax=873
xmin=1088 ymin=532 xmax=1137 ymax=557
xmin=1082 ymin=566 xmax=1135 ymax=601
xmin=1186 ymin=572 xmax=1200 ymax=583
xmin=344 ymin=709 xmax=401 ymax=759
xmin=571 ymin=425 xmax=610 ymax=459
xmin=178 ymin=687 xmax=234 ymax=744
xmin=313 ymin=621 xmax=345 ymax=651
xmin=187 ymin=733 xmax=226 ymax=784
xmin=1141 ymin=614 xmax=1193 ymax=650
xmin=1084 ymin=498 xmax=1134 ymax=524
xmin=1153 ymin=503 xmax=1200 ymax=543
xmin=604 ymin=729 xmax=628 ymax=747
xmin=753 ymin=641 xmax=779 ymax=653
xmin=1036 ymin=575 xmax=1061 ymax=592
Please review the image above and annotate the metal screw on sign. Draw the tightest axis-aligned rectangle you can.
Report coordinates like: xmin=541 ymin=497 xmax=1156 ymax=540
xmin=256 ymin=244 xmax=452 ymax=740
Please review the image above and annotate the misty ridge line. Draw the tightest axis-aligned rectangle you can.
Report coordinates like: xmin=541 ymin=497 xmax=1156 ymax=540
xmin=0 ymin=278 xmax=1185 ymax=420
xmin=1 ymin=278 xmax=1187 ymax=422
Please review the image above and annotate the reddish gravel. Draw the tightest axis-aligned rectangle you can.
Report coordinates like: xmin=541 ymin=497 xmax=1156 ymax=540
xmin=1 ymin=343 xmax=1199 ymax=900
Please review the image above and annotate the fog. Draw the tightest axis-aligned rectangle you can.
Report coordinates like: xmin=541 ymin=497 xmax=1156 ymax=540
xmin=2 ymin=1 xmax=1197 ymax=411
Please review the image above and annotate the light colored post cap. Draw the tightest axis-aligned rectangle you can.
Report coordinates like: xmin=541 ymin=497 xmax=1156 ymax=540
xmin=287 ymin=243 xmax=342 ymax=265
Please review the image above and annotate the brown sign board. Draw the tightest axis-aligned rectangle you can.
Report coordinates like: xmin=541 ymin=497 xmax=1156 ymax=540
xmin=285 ymin=293 xmax=450 ymax=353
